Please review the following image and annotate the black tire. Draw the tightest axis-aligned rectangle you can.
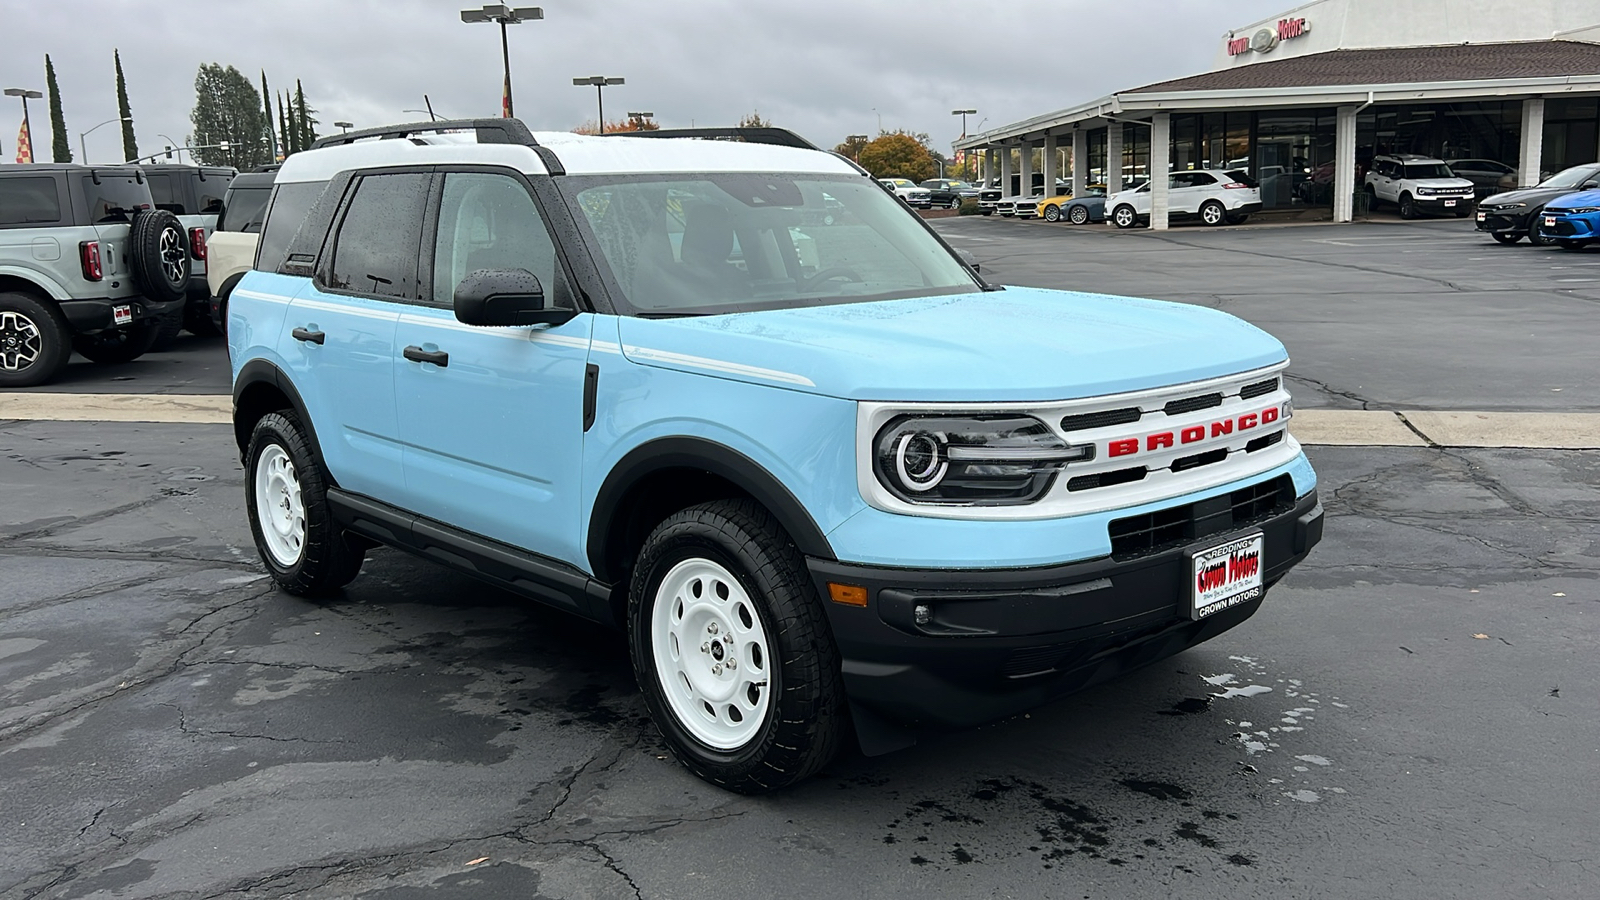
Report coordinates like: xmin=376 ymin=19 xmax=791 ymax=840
xmin=948 ymin=196 xmax=963 ymax=210
xmin=628 ymin=499 xmax=846 ymax=794
xmin=1111 ymin=205 xmax=1139 ymax=229
xmin=1365 ymin=185 xmax=1380 ymax=211
xmin=1042 ymin=204 xmax=1061 ymax=222
xmin=1527 ymin=211 xmax=1553 ymax=246
xmin=1200 ymin=200 xmax=1227 ymax=226
xmin=71 ymin=320 xmax=160 ymax=364
xmin=1398 ymin=193 xmax=1417 ymax=220
xmin=1068 ymin=204 xmax=1090 ymax=225
xmin=129 ymin=210 xmax=190 ymax=304
xmin=245 ymin=412 xmax=365 ymax=596
xmin=1491 ymin=231 xmax=1522 ymax=244
xmin=0 ymin=291 xmax=72 ymax=388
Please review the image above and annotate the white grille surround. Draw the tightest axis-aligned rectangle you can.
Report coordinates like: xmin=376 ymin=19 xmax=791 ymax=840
xmin=854 ymin=362 xmax=1301 ymax=521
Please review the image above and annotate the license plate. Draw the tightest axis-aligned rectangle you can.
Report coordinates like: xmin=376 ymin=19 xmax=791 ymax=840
xmin=112 ymin=304 xmax=133 ymax=326
xmin=1546 ymin=216 xmax=1558 ymax=227
xmin=1476 ymin=211 xmax=1486 ymax=221
xmin=1444 ymin=199 xmax=1457 ymax=207
xmin=1189 ymin=533 xmax=1264 ymax=620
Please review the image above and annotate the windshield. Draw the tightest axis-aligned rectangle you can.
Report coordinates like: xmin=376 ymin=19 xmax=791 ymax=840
xmin=564 ymin=173 xmax=979 ymax=316
xmin=1403 ymin=163 xmax=1456 ymax=179
xmin=1539 ymin=166 xmax=1600 ymax=190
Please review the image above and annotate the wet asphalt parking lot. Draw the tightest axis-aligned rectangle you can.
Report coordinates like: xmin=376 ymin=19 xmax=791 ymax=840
xmin=2 ymin=216 xmax=1597 ymax=899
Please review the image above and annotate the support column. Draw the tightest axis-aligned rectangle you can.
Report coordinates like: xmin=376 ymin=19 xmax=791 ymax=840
xmin=1150 ymin=113 xmax=1170 ymax=231
xmin=1043 ymin=132 xmax=1058 ymax=193
xmin=1106 ymin=123 xmax=1124 ymax=193
xmin=1334 ymin=104 xmax=1358 ymax=223
xmin=1519 ymin=98 xmax=1545 ymax=187
xmin=1019 ymin=140 xmax=1035 ymax=196
xmin=1071 ymin=129 xmax=1087 ymax=198
xmin=985 ymin=147 xmax=998 ymax=186
xmin=999 ymin=146 xmax=1014 ymax=198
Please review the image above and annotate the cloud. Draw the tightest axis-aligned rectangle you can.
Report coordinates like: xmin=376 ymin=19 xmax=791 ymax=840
xmin=2 ymin=0 xmax=1289 ymax=163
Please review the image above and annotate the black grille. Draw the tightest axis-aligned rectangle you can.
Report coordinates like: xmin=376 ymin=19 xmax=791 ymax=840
xmin=1245 ymin=430 xmax=1285 ymax=453
xmin=1067 ymin=466 xmax=1147 ymax=492
xmin=1554 ymin=220 xmax=1578 ymax=236
xmin=1061 ymin=407 xmax=1142 ymax=432
xmin=1240 ymin=377 xmax=1279 ymax=400
xmin=1163 ymin=393 xmax=1223 ymax=416
xmin=1108 ymin=475 xmax=1295 ymax=560
xmin=1171 ymin=448 xmax=1227 ymax=472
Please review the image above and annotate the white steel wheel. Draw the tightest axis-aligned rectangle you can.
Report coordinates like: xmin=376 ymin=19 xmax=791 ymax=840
xmin=651 ymin=557 xmax=772 ymax=751
xmin=254 ymin=443 xmax=306 ymax=568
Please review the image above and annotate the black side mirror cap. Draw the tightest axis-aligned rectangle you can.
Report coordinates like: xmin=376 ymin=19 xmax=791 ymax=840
xmin=453 ymin=268 xmax=577 ymax=327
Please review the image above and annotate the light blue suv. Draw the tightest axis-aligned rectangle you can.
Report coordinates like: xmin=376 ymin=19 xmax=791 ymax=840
xmin=231 ymin=120 xmax=1322 ymax=793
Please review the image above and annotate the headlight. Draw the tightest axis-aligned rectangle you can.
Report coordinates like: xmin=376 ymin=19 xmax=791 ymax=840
xmin=1568 ymin=207 xmax=1600 ymax=214
xmin=1416 ymin=188 xmax=1436 ymax=196
xmin=873 ymin=415 xmax=1092 ymax=505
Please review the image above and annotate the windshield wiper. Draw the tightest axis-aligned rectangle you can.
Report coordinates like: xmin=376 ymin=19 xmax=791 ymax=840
xmin=634 ymin=311 xmax=712 ymax=319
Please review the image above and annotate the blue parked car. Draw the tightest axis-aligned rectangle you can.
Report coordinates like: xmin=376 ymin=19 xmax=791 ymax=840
xmin=1538 ymin=188 xmax=1600 ymax=250
xmin=230 ymin=119 xmax=1322 ymax=793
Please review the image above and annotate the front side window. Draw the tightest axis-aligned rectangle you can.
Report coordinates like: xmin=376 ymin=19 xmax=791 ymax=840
xmin=0 ymin=176 xmax=63 ymax=226
xmin=257 ymin=180 xmax=328 ymax=272
xmin=566 ymin=173 xmax=978 ymax=316
xmin=328 ymin=172 xmax=431 ymax=298
xmin=431 ymin=172 xmax=574 ymax=309
xmin=78 ymin=173 xmax=152 ymax=224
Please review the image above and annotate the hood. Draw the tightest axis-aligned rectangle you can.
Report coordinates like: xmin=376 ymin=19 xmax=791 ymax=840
xmin=615 ymin=288 xmax=1288 ymax=403
xmin=1412 ymin=177 xmax=1474 ymax=189
xmin=1545 ymin=188 xmax=1600 ymax=211
xmin=1480 ymin=185 xmax=1573 ymax=207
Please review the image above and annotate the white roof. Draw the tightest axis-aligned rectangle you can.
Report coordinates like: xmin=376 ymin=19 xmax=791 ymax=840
xmin=274 ymin=129 xmax=856 ymax=184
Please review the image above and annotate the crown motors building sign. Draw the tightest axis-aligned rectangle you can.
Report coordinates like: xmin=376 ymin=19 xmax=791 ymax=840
xmin=1227 ymin=17 xmax=1310 ymax=56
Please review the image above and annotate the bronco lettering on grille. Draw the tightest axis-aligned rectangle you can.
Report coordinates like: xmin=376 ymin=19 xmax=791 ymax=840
xmin=1108 ymin=406 xmax=1281 ymax=458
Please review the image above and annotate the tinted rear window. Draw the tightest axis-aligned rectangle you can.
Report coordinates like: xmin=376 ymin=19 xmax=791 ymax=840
xmin=0 ymin=176 xmax=64 ymax=226
xmin=79 ymin=173 xmax=152 ymax=224
xmin=145 ymin=172 xmax=184 ymax=214
xmin=257 ymin=181 xmax=329 ymax=272
xmin=218 ymin=186 xmax=272 ymax=233
xmin=1225 ymin=171 xmax=1258 ymax=188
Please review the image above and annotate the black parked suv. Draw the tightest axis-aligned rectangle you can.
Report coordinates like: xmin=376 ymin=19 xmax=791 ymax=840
xmin=139 ymin=163 xmax=236 ymax=339
xmin=0 ymin=164 xmax=190 ymax=386
xmin=1475 ymin=163 xmax=1600 ymax=245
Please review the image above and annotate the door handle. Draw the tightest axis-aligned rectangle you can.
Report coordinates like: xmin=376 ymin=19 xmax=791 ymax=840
xmin=403 ymin=345 xmax=449 ymax=367
xmin=291 ymin=327 xmax=325 ymax=345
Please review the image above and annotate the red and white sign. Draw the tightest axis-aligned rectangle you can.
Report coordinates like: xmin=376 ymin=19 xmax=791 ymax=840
xmin=1228 ymin=17 xmax=1311 ymax=56
xmin=1191 ymin=533 xmax=1264 ymax=619
xmin=112 ymin=305 xmax=133 ymax=326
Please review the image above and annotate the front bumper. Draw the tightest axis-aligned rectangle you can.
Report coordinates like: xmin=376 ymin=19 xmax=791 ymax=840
xmin=1411 ymin=195 xmax=1474 ymax=212
xmin=809 ymin=485 xmax=1322 ymax=741
xmin=1228 ymin=201 xmax=1264 ymax=216
xmin=1540 ymin=212 xmax=1600 ymax=240
xmin=1476 ymin=208 xmax=1531 ymax=233
xmin=57 ymin=296 xmax=184 ymax=334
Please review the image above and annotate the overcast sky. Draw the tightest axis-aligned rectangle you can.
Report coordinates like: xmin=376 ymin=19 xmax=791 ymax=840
xmin=4 ymin=0 xmax=1290 ymax=164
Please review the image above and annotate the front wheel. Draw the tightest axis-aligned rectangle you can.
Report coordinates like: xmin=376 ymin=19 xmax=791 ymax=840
xmin=1068 ymin=204 xmax=1090 ymax=225
xmin=1111 ymin=205 xmax=1138 ymax=229
xmin=1528 ymin=210 xmax=1553 ymax=246
xmin=948 ymin=197 xmax=963 ymax=210
xmin=629 ymin=499 xmax=846 ymax=794
xmin=245 ymin=412 xmax=365 ymax=596
xmin=1200 ymin=200 xmax=1227 ymax=226
xmin=1491 ymin=231 xmax=1522 ymax=245
xmin=1398 ymin=193 xmax=1417 ymax=219
xmin=1042 ymin=204 xmax=1061 ymax=222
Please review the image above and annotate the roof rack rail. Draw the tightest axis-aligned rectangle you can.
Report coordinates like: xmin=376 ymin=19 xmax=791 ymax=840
xmin=607 ymin=126 xmax=821 ymax=152
xmin=309 ymin=118 xmax=539 ymax=150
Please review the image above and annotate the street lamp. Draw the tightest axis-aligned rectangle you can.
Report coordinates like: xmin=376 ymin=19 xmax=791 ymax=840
xmin=573 ymin=76 xmax=624 ymax=131
xmin=951 ymin=108 xmax=977 ymax=139
xmin=460 ymin=5 xmax=542 ymax=119
xmin=334 ymin=121 xmax=353 ymax=134
xmin=4 ymin=88 xmax=43 ymax=162
xmin=79 ymin=116 xmax=132 ymax=165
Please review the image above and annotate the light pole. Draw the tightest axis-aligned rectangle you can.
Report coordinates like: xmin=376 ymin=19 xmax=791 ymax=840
xmin=573 ymin=76 xmax=624 ymax=131
xmin=845 ymin=134 xmax=868 ymax=162
xmin=625 ymin=111 xmax=654 ymax=131
xmin=951 ymin=110 xmax=976 ymax=180
xmin=4 ymin=88 xmax=42 ymax=162
xmin=334 ymin=121 xmax=353 ymax=134
xmin=460 ymin=5 xmax=543 ymax=118
xmin=871 ymin=108 xmax=882 ymax=133
xmin=79 ymin=116 xmax=132 ymax=165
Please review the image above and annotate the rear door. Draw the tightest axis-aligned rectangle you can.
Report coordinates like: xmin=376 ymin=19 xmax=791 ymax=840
xmin=392 ymin=167 xmax=593 ymax=567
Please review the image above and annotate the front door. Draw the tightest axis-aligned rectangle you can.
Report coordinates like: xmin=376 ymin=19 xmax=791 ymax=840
xmin=394 ymin=170 xmax=593 ymax=569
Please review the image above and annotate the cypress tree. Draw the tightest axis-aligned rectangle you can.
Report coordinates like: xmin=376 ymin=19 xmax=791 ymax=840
xmin=45 ymin=54 xmax=71 ymax=163
xmin=279 ymin=91 xmax=295 ymax=154
xmin=114 ymin=50 xmax=138 ymax=162
xmin=261 ymin=71 xmax=276 ymax=161
xmin=294 ymin=80 xmax=317 ymax=150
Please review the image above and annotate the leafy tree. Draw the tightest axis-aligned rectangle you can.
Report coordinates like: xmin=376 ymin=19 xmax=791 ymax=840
xmin=114 ymin=50 xmax=138 ymax=162
xmin=261 ymin=71 xmax=276 ymax=160
xmin=738 ymin=110 xmax=770 ymax=128
xmin=858 ymin=132 xmax=936 ymax=183
xmin=574 ymin=117 xmax=661 ymax=134
xmin=293 ymin=80 xmax=318 ymax=151
xmin=833 ymin=134 xmax=869 ymax=161
xmin=45 ymin=54 xmax=70 ymax=162
xmin=189 ymin=63 xmax=268 ymax=168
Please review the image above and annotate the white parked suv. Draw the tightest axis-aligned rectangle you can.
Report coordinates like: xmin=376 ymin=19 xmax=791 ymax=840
xmin=1363 ymin=154 xmax=1475 ymax=219
xmin=1107 ymin=170 xmax=1262 ymax=229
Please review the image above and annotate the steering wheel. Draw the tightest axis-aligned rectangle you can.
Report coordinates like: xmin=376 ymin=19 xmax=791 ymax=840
xmin=801 ymin=267 xmax=864 ymax=289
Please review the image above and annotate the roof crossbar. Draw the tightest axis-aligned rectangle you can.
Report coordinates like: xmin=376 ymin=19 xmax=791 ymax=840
xmin=606 ymin=126 xmax=822 ymax=151
xmin=309 ymin=118 xmax=539 ymax=150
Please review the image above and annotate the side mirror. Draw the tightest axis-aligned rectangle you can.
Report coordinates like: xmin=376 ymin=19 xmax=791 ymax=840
xmin=453 ymin=268 xmax=575 ymax=327
xmin=955 ymin=248 xmax=980 ymax=273
xmin=1584 ymin=181 xmax=1600 ymax=190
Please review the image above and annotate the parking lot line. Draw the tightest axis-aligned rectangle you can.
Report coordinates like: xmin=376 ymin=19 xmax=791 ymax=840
xmin=0 ymin=392 xmax=231 ymax=424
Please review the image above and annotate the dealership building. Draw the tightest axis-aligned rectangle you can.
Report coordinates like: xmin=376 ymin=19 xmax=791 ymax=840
xmin=955 ymin=0 xmax=1600 ymax=227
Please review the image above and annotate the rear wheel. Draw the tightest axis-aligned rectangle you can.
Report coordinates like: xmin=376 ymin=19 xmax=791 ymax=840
xmin=245 ymin=412 xmax=365 ymax=596
xmin=71 ymin=321 xmax=160 ymax=365
xmin=1200 ymin=201 xmax=1227 ymax=226
xmin=1042 ymin=204 xmax=1061 ymax=222
xmin=948 ymin=196 xmax=963 ymax=210
xmin=1491 ymin=231 xmax=1522 ymax=244
xmin=629 ymin=499 xmax=845 ymax=794
xmin=0 ymin=292 xmax=71 ymax=388
xmin=1527 ymin=209 xmax=1553 ymax=246
xmin=1068 ymin=204 xmax=1090 ymax=225
xmin=1112 ymin=205 xmax=1138 ymax=229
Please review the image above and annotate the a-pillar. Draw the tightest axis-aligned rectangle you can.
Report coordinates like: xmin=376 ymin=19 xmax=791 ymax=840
xmin=1019 ymin=140 xmax=1034 ymax=196
xmin=1106 ymin=123 xmax=1124 ymax=193
xmin=999 ymin=145 xmax=1014 ymax=197
xmin=1043 ymin=132 xmax=1058 ymax=193
xmin=1333 ymin=104 xmax=1358 ymax=222
xmin=1519 ymin=98 xmax=1545 ymax=187
xmin=1071 ymin=128 xmax=1087 ymax=198
xmin=1150 ymin=113 xmax=1170 ymax=231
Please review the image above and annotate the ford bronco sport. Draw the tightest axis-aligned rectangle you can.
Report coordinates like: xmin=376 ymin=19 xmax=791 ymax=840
xmin=140 ymin=163 xmax=236 ymax=340
xmin=1 ymin=163 xmax=190 ymax=386
xmin=230 ymin=120 xmax=1322 ymax=793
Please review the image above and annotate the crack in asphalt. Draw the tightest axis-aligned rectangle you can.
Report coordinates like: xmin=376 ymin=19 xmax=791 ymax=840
xmin=0 ymin=495 xmax=173 ymax=544
xmin=1285 ymin=372 xmax=1374 ymax=410
xmin=163 ymin=702 xmax=351 ymax=746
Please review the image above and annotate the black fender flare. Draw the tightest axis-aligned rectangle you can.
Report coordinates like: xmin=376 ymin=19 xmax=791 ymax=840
xmin=231 ymin=359 xmax=330 ymax=479
xmin=587 ymin=437 xmax=837 ymax=583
